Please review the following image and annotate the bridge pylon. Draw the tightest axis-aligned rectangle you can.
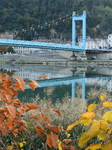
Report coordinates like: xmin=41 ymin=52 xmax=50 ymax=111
xmin=71 ymin=11 xmax=87 ymax=60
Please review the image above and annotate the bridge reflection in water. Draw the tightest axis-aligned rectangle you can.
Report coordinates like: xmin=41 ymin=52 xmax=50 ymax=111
xmin=26 ymin=73 xmax=86 ymax=100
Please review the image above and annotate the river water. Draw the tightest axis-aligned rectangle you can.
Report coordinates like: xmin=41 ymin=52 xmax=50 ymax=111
xmin=1 ymin=64 xmax=112 ymax=104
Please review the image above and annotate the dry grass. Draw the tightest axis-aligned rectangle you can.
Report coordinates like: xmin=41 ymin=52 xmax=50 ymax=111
xmin=26 ymin=92 xmax=87 ymax=130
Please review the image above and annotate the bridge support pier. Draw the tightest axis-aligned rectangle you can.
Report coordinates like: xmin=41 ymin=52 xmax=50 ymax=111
xmin=70 ymin=53 xmax=77 ymax=60
xmin=80 ymin=54 xmax=87 ymax=60
xmin=70 ymin=54 xmax=87 ymax=60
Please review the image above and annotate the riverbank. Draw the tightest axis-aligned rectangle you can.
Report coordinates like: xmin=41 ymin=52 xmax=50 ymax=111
xmin=1 ymin=52 xmax=112 ymax=67
xmin=9 ymin=59 xmax=112 ymax=68
xmin=1 ymin=58 xmax=112 ymax=68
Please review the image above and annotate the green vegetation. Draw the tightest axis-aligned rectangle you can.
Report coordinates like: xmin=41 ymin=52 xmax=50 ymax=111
xmin=0 ymin=0 xmax=112 ymax=40
xmin=6 ymin=46 xmax=15 ymax=53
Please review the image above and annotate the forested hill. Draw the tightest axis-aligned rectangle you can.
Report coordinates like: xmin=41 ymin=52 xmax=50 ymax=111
xmin=0 ymin=0 xmax=112 ymax=40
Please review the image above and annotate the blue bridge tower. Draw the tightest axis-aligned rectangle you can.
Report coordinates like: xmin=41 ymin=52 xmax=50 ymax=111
xmin=72 ymin=11 xmax=87 ymax=60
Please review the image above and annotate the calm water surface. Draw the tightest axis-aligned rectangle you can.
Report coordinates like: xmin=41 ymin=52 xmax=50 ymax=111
xmin=1 ymin=64 xmax=112 ymax=103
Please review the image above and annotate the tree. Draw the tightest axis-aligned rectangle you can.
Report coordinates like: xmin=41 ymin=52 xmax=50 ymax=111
xmin=0 ymin=46 xmax=8 ymax=52
xmin=7 ymin=46 xmax=15 ymax=53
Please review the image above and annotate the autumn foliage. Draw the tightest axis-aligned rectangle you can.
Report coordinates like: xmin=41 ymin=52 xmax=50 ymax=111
xmin=67 ymin=94 xmax=112 ymax=150
xmin=1 ymin=73 xmax=112 ymax=150
xmin=0 ymin=73 xmax=75 ymax=150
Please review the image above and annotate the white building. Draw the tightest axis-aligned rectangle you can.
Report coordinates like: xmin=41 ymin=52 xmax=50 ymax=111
xmin=78 ymin=36 xmax=110 ymax=49
xmin=99 ymin=39 xmax=109 ymax=49
xmin=14 ymin=47 xmax=31 ymax=55
xmin=0 ymin=33 xmax=15 ymax=39
xmin=86 ymin=38 xmax=102 ymax=49
xmin=78 ymin=37 xmax=102 ymax=49
xmin=107 ymin=34 xmax=112 ymax=48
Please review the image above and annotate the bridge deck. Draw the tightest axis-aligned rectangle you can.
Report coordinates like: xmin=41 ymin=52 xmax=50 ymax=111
xmin=0 ymin=39 xmax=85 ymax=54
xmin=1 ymin=39 xmax=112 ymax=54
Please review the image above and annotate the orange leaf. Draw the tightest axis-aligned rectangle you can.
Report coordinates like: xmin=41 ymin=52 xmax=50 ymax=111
xmin=81 ymin=112 xmax=96 ymax=119
xmin=62 ymin=144 xmax=75 ymax=150
xmin=51 ymin=108 xmax=61 ymax=115
xmin=25 ymin=108 xmax=31 ymax=112
xmin=28 ymin=79 xmax=41 ymax=90
xmin=26 ymin=103 xmax=38 ymax=109
xmin=44 ymin=124 xmax=62 ymax=133
xmin=2 ymin=73 xmax=10 ymax=81
xmin=17 ymin=108 xmax=25 ymax=114
xmin=3 ymin=80 xmax=12 ymax=88
xmin=0 ymin=108 xmax=5 ymax=113
xmin=41 ymin=112 xmax=51 ymax=124
xmin=62 ymin=139 xmax=72 ymax=145
xmin=46 ymin=133 xmax=58 ymax=149
xmin=0 ymin=123 xmax=9 ymax=135
xmin=10 ymin=71 xmax=14 ymax=73
xmin=4 ymin=93 xmax=12 ymax=103
xmin=10 ymin=88 xmax=18 ymax=95
xmin=14 ymin=77 xmax=25 ymax=91
xmin=12 ymin=99 xmax=21 ymax=104
xmin=0 ymin=114 xmax=6 ymax=122
xmin=6 ymin=103 xmax=16 ymax=119
xmin=38 ymin=75 xmax=47 ymax=79
xmin=34 ymin=125 xmax=45 ymax=137
xmin=30 ymin=115 xmax=40 ymax=121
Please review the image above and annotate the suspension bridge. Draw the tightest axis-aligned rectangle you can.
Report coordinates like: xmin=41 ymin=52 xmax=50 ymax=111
xmin=0 ymin=12 xmax=86 ymax=54
xmin=0 ymin=11 xmax=112 ymax=56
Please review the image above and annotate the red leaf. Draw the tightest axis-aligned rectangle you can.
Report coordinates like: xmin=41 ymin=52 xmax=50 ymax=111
xmin=44 ymin=124 xmax=62 ymax=133
xmin=46 ymin=133 xmax=58 ymax=149
xmin=26 ymin=103 xmax=38 ymax=109
xmin=34 ymin=125 xmax=45 ymax=137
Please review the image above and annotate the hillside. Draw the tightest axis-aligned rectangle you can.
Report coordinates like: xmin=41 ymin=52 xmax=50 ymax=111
xmin=0 ymin=0 xmax=112 ymax=40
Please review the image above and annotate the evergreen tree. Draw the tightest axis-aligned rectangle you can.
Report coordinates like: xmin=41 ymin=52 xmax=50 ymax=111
xmin=7 ymin=46 xmax=15 ymax=53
